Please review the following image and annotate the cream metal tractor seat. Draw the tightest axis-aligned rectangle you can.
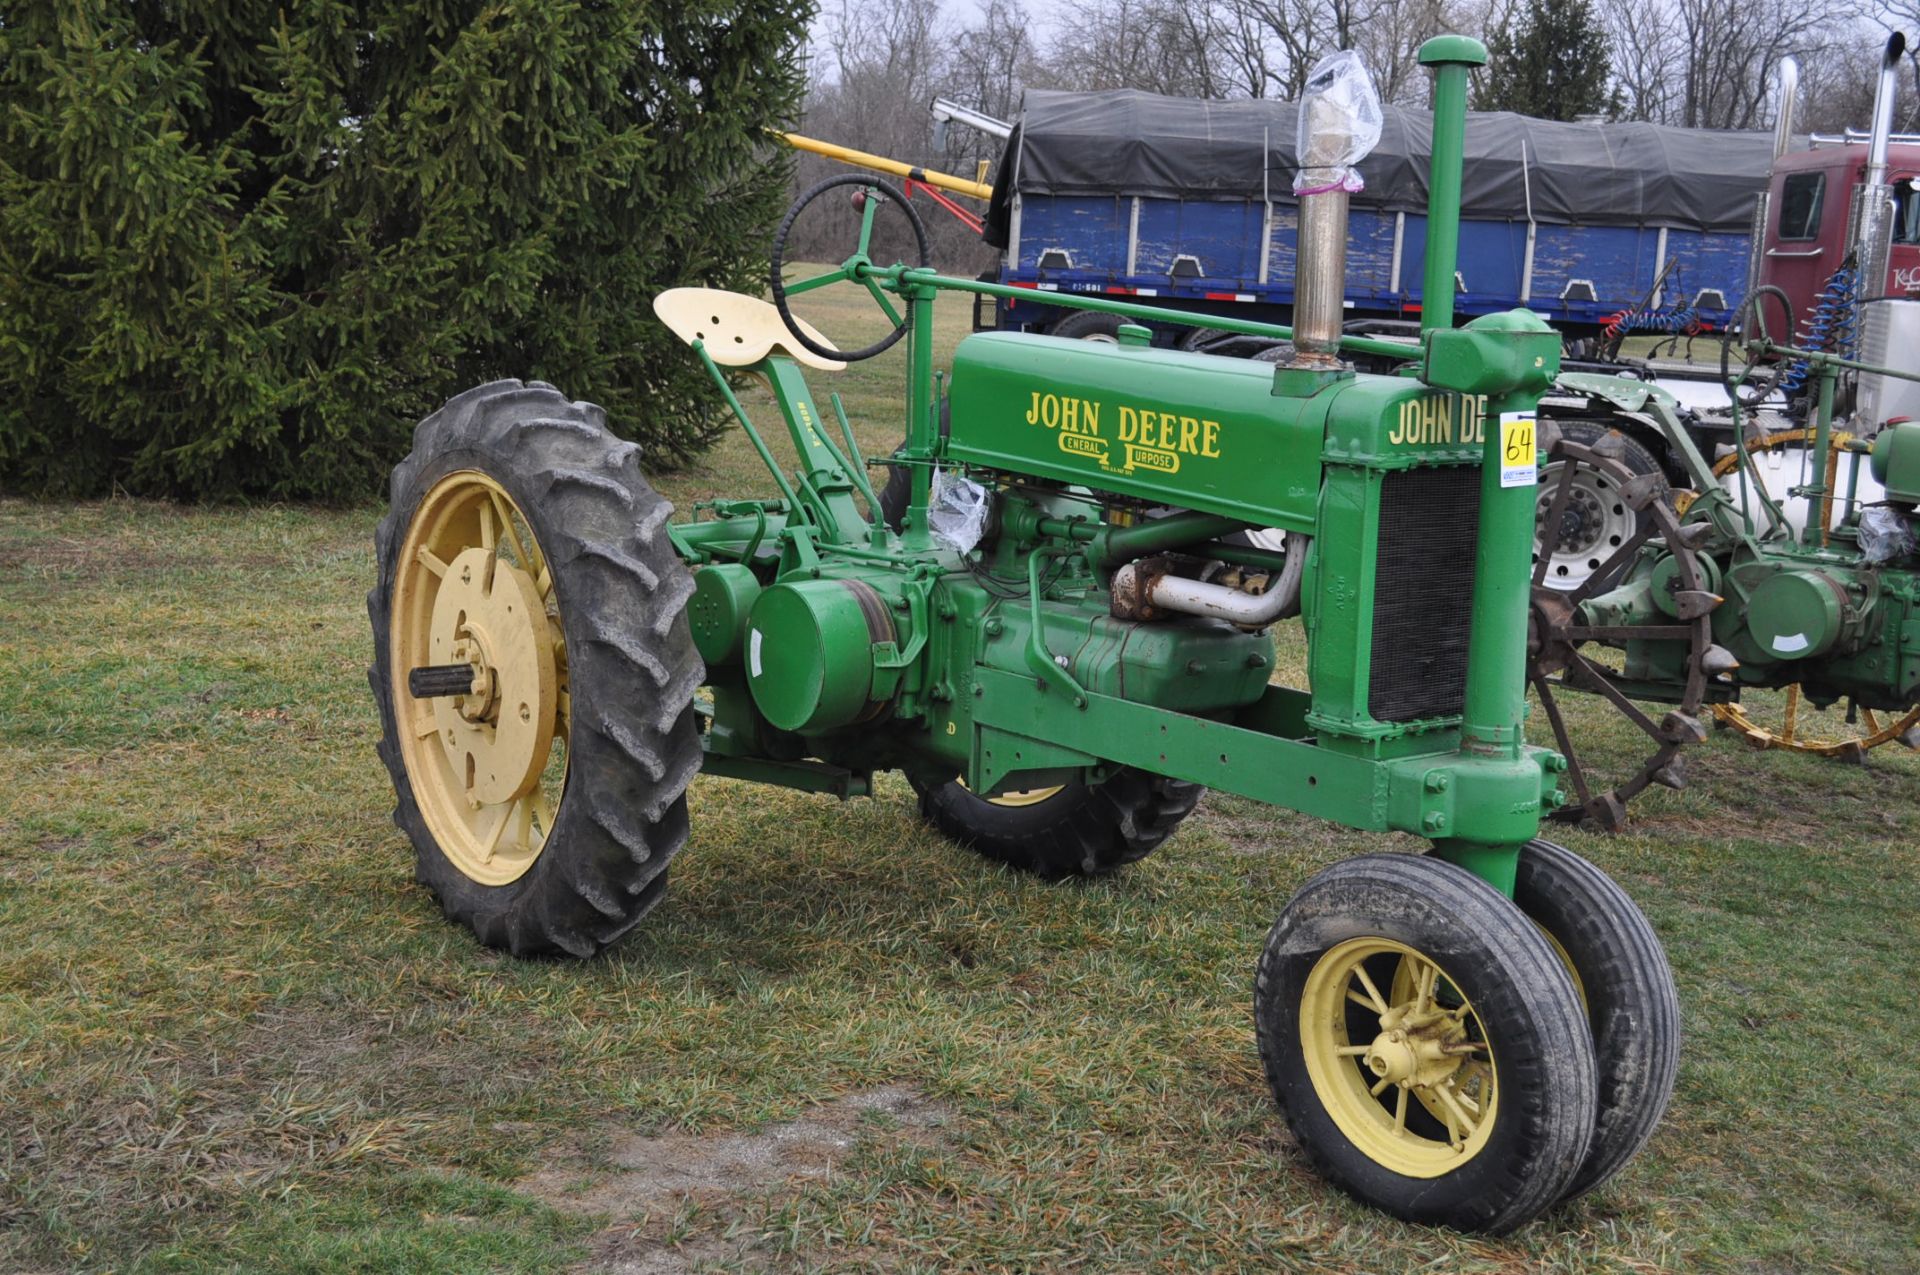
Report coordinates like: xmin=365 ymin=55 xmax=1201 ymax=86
xmin=652 ymin=287 xmax=846 ymax=371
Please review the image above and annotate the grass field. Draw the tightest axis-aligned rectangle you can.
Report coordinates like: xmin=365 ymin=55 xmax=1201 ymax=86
xmin=4 ymin=273 xmax=1920 ymax=1273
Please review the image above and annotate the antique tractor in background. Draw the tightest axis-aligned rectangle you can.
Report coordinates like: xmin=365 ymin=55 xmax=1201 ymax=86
xmin=1520 ymin=307 xmax=1920 ymax=826
xmin=1524 ymin=33 xmax=1920 ymax=827
xmin=368 ymin=40 xmax=1679 ymax=1233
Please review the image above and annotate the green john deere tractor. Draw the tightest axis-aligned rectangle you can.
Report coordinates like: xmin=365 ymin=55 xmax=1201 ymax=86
xmin=368 ymin=38 xmax=1678 ymax=1232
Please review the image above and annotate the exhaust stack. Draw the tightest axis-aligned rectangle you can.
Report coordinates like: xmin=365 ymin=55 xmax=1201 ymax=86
xmin=1857 ymin=33 xmax=1907 ymax=296
xmin=1772 ymin=56 xmax=1799 ymax=161
xmin=1288 ymin=52 xmax=1382 ymax=370
xmin=1865 ymin=33 xmax=1905 ymax=185
xmin=1293 ymin=191 xmax=1349 ymax=368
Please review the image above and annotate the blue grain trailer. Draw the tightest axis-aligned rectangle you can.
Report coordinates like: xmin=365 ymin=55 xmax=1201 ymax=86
xmin=977 ymin=90 xmax=1776 ymax=347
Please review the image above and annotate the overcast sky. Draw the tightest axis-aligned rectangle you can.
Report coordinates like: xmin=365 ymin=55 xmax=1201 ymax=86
xmin=806 ymin=0 xmax=1069 ymax=73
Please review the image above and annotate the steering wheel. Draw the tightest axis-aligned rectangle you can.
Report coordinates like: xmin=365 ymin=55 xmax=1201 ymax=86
xmin=770 ymin=174 xmax=931 ymax=362
xmin=1720 ymin=285 xmax=1797 ymax=410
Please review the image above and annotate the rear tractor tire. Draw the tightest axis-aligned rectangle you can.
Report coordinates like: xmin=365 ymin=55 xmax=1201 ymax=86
xmin=1255 ymin=854 xmax=1598 ymax=1233
xmin=912 ymin=769 xmax=1202 ymax=878
xmin=369 ymin=380 xmax=704 ymax=957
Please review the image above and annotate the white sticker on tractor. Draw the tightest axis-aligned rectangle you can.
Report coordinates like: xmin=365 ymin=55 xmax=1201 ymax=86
xmin=749 ymin=628 xmax=764 ymax=677
xmin=1499 ymin=411 xmax=1538 ymax=489
xmin=1774 ymin=632 xmax=1810 ymax=653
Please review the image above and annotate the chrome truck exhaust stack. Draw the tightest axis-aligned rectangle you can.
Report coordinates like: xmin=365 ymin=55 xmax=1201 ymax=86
xmin=1748 ymin=57 xmax=1801 ymax=300
xmin=1772 ymin=56 xmax=1799 ymax=162
xmin=1857 ymin=33 xmax=1907 ymax=298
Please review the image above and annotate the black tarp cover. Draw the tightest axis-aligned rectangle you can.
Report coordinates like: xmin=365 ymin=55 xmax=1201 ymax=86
xmin=1007 ymin=88 xmax=1784 ymax=233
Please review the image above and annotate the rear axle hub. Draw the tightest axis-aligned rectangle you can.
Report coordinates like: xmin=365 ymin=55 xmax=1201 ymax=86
xmin=427 ymin=546 xmax=557 ymax=805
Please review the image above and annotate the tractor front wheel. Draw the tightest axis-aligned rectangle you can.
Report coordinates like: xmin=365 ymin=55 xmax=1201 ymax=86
xmin=369 ymin=380 xmax=703 ymax=957
xmin=911 ymin=770 xmax=1201 ymax=878
xmin=1511 ymin=839 xmax=1679 ymax=1202
xmin=1255 ymin=854 xmax=1597 ymax=1233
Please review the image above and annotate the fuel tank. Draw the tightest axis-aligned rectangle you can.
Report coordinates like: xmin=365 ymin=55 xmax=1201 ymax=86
xmin=943 ymin=333 xmax=1330 ymax=532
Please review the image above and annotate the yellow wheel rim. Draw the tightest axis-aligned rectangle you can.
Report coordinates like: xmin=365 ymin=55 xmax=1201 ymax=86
xmin=391 ymin=471 xmax=569 ymax=886
xmin=1534 ymin=922 xmax=1587 ymax=1010
xmin=958 ymin=777 xmax=1066 ymax=808
xmin=1300 ymin=938 xmax=1499 ymax=1178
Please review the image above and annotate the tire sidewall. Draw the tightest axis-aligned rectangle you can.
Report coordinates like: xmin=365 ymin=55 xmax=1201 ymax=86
xmin=1511 ymin=838 xmax=1680 ymax=1200
xmin=371 ymin=385 xmax=700 ymax=952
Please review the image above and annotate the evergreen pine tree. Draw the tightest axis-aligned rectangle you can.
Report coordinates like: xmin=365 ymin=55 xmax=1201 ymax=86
xmin=1474 ymin=0 xmax=1618 ymax=121
xmin=0 ymin=1 xmax=811 ymax=499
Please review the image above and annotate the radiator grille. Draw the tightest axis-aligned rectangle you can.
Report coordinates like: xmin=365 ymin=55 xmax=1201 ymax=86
xmin=1368 ymin=466 xmax=1482 ymax=723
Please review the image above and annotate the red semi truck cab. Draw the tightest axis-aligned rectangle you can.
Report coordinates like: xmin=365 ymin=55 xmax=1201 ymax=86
xmin=1757 ymin=141 xmax=1920 ymax=320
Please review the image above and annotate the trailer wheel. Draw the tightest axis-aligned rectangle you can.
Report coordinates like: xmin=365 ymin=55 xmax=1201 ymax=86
xmin=1510 ymin=839 xmax=1679 ymax=1201
xmin=370 ymin=380 xmax=704 ymax=957
xmin=911 ymin=769 xmax=1201 ymax=878
xmin=1255 ymin=854 xmax=1596 ymax=1234
xmin=1049 ymin=309 xmax=1125 ymax=343
xmin=1534 ymin=419 xmax=1666 ymax=594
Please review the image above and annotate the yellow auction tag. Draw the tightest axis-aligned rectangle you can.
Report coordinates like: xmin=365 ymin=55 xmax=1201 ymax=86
xmin=1499 ymin=411 xmax=1538 ymax=489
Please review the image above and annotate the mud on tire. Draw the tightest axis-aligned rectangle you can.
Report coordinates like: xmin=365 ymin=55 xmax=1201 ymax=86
xmin=368 ymin=380 xmax=703 ymax=957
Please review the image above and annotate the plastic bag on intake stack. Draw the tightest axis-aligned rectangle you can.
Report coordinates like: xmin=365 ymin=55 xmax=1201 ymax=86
xmin=1293 ymin=50 xmax=1383 ymax=195
xmin=928 ymin=468 xmax=990 ymax=554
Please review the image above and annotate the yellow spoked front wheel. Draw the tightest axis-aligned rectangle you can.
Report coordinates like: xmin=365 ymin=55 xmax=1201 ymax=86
xmin=1302 ymin=938 xmax=1499 ymax=1176
xmin=369 ymin=380 xmax=703 ymax=958
xmin=1255 ymin=854 xmax=1597 ymax=1234
xmin=391 ymin=471 xmax=566 ymax=886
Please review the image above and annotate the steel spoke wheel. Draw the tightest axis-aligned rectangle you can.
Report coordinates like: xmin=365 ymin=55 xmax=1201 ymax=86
xmin=370 ymin=380 xmax=704 ymax=957
xmin=1715 ymin=685 xmax=1920 ymax=759
xmin=1316 ymin=940 xmax=1500 ymax=1172
xmin=1255 ymin=854 xmax=1597 ymax=1233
